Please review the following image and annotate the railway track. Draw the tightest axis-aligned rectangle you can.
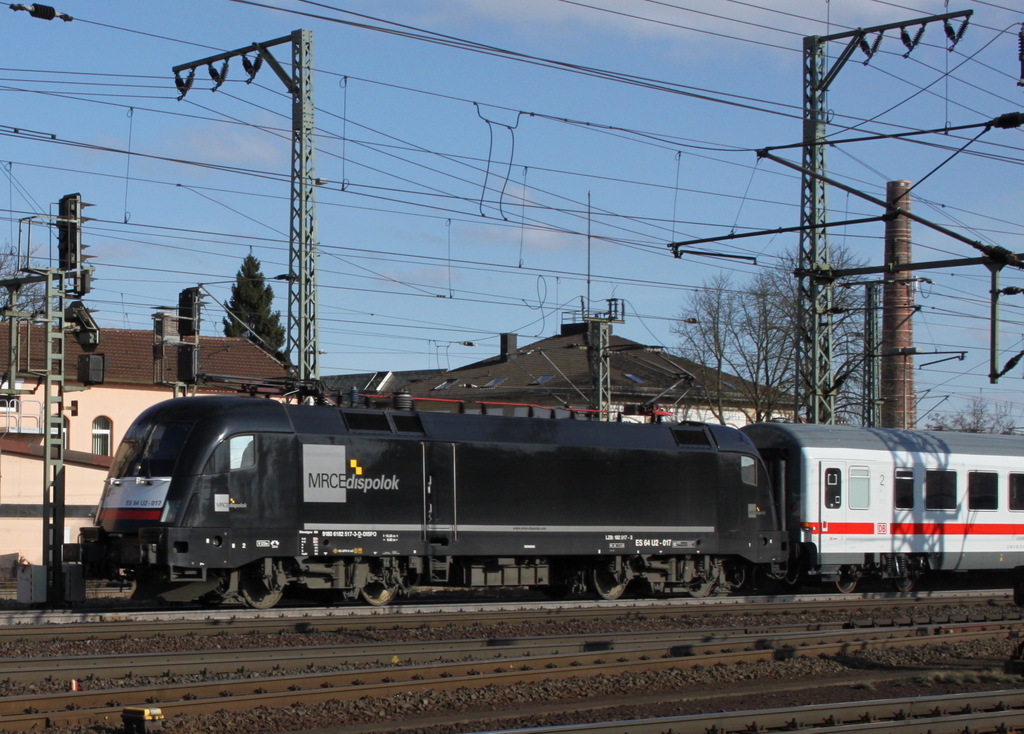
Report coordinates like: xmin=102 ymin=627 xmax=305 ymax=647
xmin=0 ymin=588 xmax=1012 ymax=641
xmin=1 ymin=615 xmax=1018 ymax=683
xmin=486 ymin=689 xmax=1024 ymax=734
xmin=0 ymin=612 xmax=1019 ymax=732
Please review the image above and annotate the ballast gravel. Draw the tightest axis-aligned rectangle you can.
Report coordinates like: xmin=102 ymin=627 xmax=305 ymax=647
xmin=1 ymin=603 xmax=1021 ymax=734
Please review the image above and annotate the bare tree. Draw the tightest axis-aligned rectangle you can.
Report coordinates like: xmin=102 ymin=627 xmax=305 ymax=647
xmin=672 ymin=247 xmax=866 ymax=425
xmin=0 ymin=246 xmax=45 ymax=315
xmin=925 ymin=395 xmax=1016 ymax=434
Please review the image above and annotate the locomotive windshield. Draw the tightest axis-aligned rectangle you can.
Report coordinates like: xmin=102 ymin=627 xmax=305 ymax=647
xmin=110 ymin=421 xmax=194 ymax=478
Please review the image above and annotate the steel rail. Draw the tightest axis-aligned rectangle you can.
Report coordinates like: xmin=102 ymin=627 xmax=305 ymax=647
xmin=0 ymin=589 xmax=1011 ymax=641
xmin=0 ymin=621 xmax=1017 ymax=731
xmin=0 ymin=614 xmax=1019 ymax=684
xmin=457 ymin=689 xmax=1024 ymax=733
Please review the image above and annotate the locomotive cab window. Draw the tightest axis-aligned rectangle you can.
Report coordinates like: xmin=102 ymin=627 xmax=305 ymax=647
xmin=204 ymin=434 xmax=256 ymax=474
xmin=968 ymin=472 xmax=998 ymax=511
xmin=925 ymin=470 xmax=957 ymax=510
xmin=740 ymin=455 xmax=757 ymax=486
xmin=229 ymin=435 xmax=255 ymax=471
xmin=112 ymin=422 xmax=193 ymax=478
xmin=849 ymin=466 xmax=870 ymax=509
xmin=824 ymin=467 xmax=842 ymax=509
xmin=894 ymin=469 xmax=914 ymax=509
xmin=1010 ymin=474 xmax=1024 ymax=511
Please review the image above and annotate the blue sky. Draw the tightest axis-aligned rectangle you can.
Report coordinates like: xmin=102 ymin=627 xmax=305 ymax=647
xmin=1 ymin=0 xmax=1021 ymax=425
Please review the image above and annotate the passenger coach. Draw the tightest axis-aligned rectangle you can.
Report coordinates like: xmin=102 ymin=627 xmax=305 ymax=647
xmin=742 ymin=422 xmax=1024 ymax=593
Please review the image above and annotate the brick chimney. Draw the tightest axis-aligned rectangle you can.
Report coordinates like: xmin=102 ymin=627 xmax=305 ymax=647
xmin=879 ymin=180 xmax=916 ymax=429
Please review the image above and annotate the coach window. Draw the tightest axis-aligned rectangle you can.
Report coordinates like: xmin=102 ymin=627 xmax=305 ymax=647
xmin=849 ymin=466 xmax=870 ymax=509
xmin=1010 ymin=474 xmax=1024 ymax=511
xmin=894 ymin=469 xmax=914 ymax=509
xmin=968 ymin=472 xmax=998 ymax=511
xmin=824 ymin=468 xmax=842 ymax=509
xmin=925 ymin=470 xmax=957 ymax=510
xmin=229 ymin=435 xmax=255 ymax=471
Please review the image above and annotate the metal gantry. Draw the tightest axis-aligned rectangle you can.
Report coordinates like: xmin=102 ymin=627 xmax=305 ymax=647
xmin=41 ymin=268 xmax=67 ymax=606
xmin=796 ymin=10 xmax=971 ymax=423
xmin=173 ymin=29 xmax=320 ymax=382
xmin=798 ymin=33 xmax=833 ymax=425
xmin=3 ymin=193 xmax=95 ymax=606
xmin=583 ymin=299 xmax=625 ymax=420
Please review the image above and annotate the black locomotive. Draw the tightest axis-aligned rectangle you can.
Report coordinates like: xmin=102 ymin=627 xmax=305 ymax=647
xmin=79 ymin=395 xmax=788 ymax=607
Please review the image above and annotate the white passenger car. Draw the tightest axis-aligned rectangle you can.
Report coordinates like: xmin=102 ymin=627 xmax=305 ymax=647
xmin=742 ymin=422 xmax=1024 ymax=594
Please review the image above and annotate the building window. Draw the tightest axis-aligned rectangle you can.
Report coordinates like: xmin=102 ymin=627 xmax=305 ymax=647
xmin=92 ymin=416 xmax=112 ymax=456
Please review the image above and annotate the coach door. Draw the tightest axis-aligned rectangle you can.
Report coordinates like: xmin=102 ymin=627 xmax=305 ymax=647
xmin=422 ymin=442 xmax=458 ymax=549
xmin=818 ymin=462 xmax=848 ymax=560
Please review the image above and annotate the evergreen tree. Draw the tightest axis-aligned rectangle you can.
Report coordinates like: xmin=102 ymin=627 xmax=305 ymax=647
xmin=223 ymin=254 xmax=286 ymax=361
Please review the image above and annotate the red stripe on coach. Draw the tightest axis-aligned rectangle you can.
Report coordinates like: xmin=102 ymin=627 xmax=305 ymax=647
xmin=802 ymin=521 xmax=1024 ymax=535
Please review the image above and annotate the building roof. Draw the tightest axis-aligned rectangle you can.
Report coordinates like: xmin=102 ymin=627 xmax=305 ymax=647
xmin=0 ymin=324 xmax=287 ymax=388
xmin=325 ymin=324 xmax=757 ymax=413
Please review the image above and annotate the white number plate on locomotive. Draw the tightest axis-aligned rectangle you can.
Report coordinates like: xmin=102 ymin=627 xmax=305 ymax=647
xmin=102 ymin=477 xmax=171 ymax=509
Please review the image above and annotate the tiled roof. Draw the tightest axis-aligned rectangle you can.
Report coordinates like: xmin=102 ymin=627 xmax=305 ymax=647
xmin=0 ymin=324 xmax=287 ymax=387
xmin=325 ymin=324 xmax=758 ymax=411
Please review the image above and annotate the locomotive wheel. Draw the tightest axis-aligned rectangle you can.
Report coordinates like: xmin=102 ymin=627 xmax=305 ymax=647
xmin=238 ymin=564 xmax=284 ymax=610
xmin=359 ymin=581 xmax=400 ymax=606
xmin=835 ymin=575 xmax=859 ymax=594
xmin=893 ymin=576 xmax=916 ymax=593
xmin=589 ymin=567 xmax=627 ymax=601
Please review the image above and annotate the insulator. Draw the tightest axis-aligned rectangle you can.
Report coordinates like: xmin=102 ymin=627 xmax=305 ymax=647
xmin=858 ymin=36 xmax=871 ymax=59
xmin=943 ymin=17 xmax=969 ymax=51
xmin=23 ymin=4 xmax=56 ymax=20
xmin=208 ymin=59 xmax=229 ymax=92
xmin=858 ymin=32 xmax=884 ymax=65
xmin=1018 ymin=24 xmax=1023 ymax=87
xmin=174 ymin=69 xmax=195 ymax=101
xmin=999 ymin=350 xmax=1024 ymax=378
xmin=900 ymin=24 xmax=926 ymax=58
xmin=241 ymin=53 xmax=263 ymax=84
xmin=31 ymin=4 xmax=55 ymax=20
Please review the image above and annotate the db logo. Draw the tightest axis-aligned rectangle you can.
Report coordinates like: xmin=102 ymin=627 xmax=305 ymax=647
xmin=876 ymin=523 xmax=888 ymax=535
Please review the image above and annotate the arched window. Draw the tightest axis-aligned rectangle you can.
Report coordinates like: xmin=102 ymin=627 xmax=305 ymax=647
xmin=92 ymin=416 xmax=112 ymax=456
